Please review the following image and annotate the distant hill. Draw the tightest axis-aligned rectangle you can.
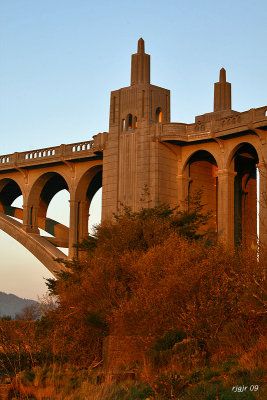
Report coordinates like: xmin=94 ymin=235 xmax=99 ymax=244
xmin=0 ymin=291 xmax=39 ymax=319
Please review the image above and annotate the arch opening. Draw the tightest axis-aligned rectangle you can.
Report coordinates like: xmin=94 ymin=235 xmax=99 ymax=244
xmin=232 ymin=143 xmax=259 ymax=247
xmin=88 ymin=187 xmax=102 ymax=235
xmin=185 ymin=150 xmax=218 ymax=233
xmin=10 ymin=195 xmax=23 ymax=223
xmin=0 ymin=176 xmax=67 ymax=287
xmin=0 ymin=179 xmax=23 ymax=221
xmin=0 ymin=179 xmax=22 ymax=207
xmin=45 ymin=188 xmax=70 ymax=255
xmin=25 ymin=172 xmax=70 ymax=252
xmin=73 ymin=167 xmax=102 ymax=257
xmin=38 ymin=174 xmax=68 ymax=218
xmin=86 ymin=170 xmax=102 ymax=236
xmin=11 ymin=195 xmax=23 ymax=209
xmin=37 ymin=173 xmax=70 ymax=254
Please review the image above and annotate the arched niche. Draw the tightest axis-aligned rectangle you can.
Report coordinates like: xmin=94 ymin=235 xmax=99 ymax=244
xmin=126 ymin=114 xmax=133 ymax=130
xmin=156 ymin=107 xmax=163 ymax=123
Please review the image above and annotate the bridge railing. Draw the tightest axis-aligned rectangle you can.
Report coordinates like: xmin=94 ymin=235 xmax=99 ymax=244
xmin=0 ymin=154 xmax=12 ymax=165
xmin=0 ymin=139 xmax=97 ymax=169
xmin=160 ymin=106 xmax=267 ymax=140
xmin=18 ymin=146 xmax=59 ymax=161
xmin=66 ymin=140 xmax=94 ymax=153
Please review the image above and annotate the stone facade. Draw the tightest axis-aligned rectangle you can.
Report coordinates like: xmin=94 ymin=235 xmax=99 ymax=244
xmin=102 ymin=39 xmax=267 ymax=249
xmin=0 ymin=39 xmax=266 ymax=273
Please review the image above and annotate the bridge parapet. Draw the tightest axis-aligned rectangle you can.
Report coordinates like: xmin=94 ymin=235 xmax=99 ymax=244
xmin=0 ymin=154 xmax=12 ymax=165
xmin=19 ymin=146 xmax=58 ymax=161
xmin=67 ymin=140 xmax=94 ymax=153
xmin=211 ymin=107 xmax=267 ymax=133
xmin=0 ymin=135 xmax=108 ymax=171
xmin=159 ymin=106 xmax=267 ymax=142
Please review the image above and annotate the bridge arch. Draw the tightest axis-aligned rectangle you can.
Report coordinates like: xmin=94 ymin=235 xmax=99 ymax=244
xmin=226 ymin=140 xmax=262 ymax=170
xmin=0 ymin=176 xmax=68 ymax=275
xmin=0 ymin=213 xmax=66 ymax=275
xmin=0 ymin=177 xmax=25 ymax=223
xmin=72 ymin=165 xmax=102 ymax=244
xmin=227 ymin=142 xmax=259 ymax=247
xmin=25 ymin=172 xmax=70 ymax=237
xmin=0 ymin=177 xmax=24 ymax=206
xmin=183 ymin=150 xmax=219 ymax=233
xmin=182 ymin=148 xmax=221 ymax=174
xmin=75 ymin=165 xmax=102 ymax=202
xmin=28 ymin=171 xmax=70 ymax=210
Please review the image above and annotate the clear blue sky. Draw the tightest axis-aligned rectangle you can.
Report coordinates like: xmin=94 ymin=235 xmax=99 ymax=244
xmin=0 ymin=0 xmax=266 ymax=299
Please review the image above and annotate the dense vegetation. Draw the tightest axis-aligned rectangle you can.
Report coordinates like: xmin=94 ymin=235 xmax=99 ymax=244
xmin=0 ymin=194 xmax=266 ymax=399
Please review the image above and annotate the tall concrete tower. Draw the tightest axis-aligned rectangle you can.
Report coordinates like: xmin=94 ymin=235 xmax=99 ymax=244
xmin=102 ymin=39 xmax=176 ymax=219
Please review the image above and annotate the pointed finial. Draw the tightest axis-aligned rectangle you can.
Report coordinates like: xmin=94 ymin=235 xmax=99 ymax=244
xmin=220 ymin=68 xmax=226 ymax=82
xmin=138 ymin=38 xmax=145 ymax=53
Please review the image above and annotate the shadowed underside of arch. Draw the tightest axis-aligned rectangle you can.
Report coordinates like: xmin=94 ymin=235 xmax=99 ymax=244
xmin=0 ymin=212 xmax=67 ymax=276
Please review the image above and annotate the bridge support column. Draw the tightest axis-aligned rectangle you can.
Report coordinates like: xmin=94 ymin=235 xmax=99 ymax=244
xmin=79 ymin=200 xmax=89 ymax=239
xmin=216 ymin=169 xmax=236 ymax=245
xmin=69 ymin=200 xmax=89 ymax=259
xmin=258 ymin=162 xmax=267 ymax=250
xmin=23 ymin=204 xmax=39 ymax=234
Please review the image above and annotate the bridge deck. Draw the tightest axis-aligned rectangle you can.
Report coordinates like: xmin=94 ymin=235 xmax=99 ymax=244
xmin=1 ymin=107 xmax=266 ymax=172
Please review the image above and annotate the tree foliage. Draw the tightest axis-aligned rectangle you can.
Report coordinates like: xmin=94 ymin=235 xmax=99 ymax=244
xmin=38 ymin=194 xmax=266 ymax=367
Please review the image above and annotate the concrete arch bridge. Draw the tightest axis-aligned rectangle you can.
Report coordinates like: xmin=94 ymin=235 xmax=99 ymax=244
xmin=0 ymin=39 xmax=266 ymax=274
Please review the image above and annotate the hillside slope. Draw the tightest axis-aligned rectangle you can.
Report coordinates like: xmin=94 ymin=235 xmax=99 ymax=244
xmin=0 ymin=291 xmax=39 ymax=318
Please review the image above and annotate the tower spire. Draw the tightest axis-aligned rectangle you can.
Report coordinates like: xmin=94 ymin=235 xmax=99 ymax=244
xmin=214 ymin=68 xmax=231 ymax=112
xmin=131 ymin=38 xmax=150 ymax=85
xmin=138 ymin=37 xmax=145 ymax=53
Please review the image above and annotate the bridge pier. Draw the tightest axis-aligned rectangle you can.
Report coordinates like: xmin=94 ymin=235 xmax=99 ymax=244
xmin=176 ymin=174 xmax=191 ymax=211
xmin=217 ymin=169 xmax=236 ymax=245
xmin=23 ymin=204 xmax=39 ymax=234
xmin=69 ymin=200 xmax=79 ymax=259
xmin=68 ymin=199 xmax=89 ymax=258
